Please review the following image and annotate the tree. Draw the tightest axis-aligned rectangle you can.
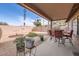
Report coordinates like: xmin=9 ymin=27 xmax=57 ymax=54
xmin=0 ymin=22 xmax=8 ymax=25
xmin=33 ymin=19 xmax=42 ymax=27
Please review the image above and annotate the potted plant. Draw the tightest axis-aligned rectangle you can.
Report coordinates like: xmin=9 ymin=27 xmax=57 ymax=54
xmin=39 ymin=35 xmax=44 ymax=41
xmin=14 ymin=36 xmax=25 ymax=55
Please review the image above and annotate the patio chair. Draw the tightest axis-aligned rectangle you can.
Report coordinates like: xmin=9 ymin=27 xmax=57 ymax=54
xmin=63 ymin=30 xmax=73 ymax=46
xmin=25 ymin=38 xmax=37 ymax=56
xmin=54 ymin=30 xmax=64 ymax=46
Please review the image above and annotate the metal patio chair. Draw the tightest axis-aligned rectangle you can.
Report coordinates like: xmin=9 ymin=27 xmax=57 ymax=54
xmin=25 ymin=38 xmax=37 ymax=56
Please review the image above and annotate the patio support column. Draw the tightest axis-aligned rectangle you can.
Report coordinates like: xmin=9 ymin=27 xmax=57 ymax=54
xmin=48 ymin=20 xmax=50 ymax=29
xmin=67 ymin=22 xmax=69 ymax=30
xmin=49 ymin=20 xmax=53 ymax=40
xmin=50 ymin=20 xmax=52 ymax=30
xmin=43 ymin=19 xmax=44 ymax=25
xmin=77 ymin=15 xmax=79 ymax=39
xmin=71 ymin=19 xmax=73 ymax=30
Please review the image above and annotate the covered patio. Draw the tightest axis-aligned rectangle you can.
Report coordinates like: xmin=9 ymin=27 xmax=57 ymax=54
xmin=0 ymin=3 xmax=79 ymax=56
xmin=19 ymin=3 xmax=78 ymax=38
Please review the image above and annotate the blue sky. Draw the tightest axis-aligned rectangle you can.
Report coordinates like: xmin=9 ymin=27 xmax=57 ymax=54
xmin=0 ymin=3 xmax=48 ymax=26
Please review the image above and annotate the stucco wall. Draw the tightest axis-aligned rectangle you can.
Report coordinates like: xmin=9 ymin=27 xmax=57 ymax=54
xmin=0 ymin=25 xmax=33 ymax=43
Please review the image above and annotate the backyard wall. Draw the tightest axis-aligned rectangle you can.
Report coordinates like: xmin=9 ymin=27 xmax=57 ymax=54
xmin=32 ymin=26 xmax=48 ymax=32
xmin=0 ymin=25 xmax=33 ymax=43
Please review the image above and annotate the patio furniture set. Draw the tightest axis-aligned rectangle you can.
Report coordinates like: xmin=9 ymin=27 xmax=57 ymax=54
xmin=15 ymin=29 xmax=73 ymax=56
xmin=48 ymin=29 xmax=73 ymax=46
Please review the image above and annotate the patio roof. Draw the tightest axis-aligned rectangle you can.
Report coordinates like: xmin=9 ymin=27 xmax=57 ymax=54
xmin=18 ymin=3 xmax=79 ymax=22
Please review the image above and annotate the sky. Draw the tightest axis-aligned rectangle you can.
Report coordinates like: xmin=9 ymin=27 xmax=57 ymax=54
xmin=0 ymin=3 xmax=48 ymax=26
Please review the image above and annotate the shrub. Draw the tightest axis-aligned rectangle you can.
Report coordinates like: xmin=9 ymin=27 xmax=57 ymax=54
xmin=0 ymin=22 xmax=8 ymax=25
xmin=14 ymin=37 xmax=25 ymax=51
xmin=26 ymin=32 xmax=38 ymax=37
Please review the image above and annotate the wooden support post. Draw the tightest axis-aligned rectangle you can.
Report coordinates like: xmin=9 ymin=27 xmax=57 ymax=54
xmin=50 ymin=20 xmax=52 ymax=30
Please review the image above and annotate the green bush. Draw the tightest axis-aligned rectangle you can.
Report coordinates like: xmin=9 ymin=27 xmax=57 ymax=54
xmin=26 ymin=32 xmax=38 ymax=37
xmin=14 ymin=37 xmax=25 ymax=49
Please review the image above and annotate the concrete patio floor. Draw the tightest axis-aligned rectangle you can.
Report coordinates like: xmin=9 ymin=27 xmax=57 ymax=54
xmin=0 ymin=36 xmax=78 ymax=56
xmin=35 ymin=39 xmax=74 ymax=56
